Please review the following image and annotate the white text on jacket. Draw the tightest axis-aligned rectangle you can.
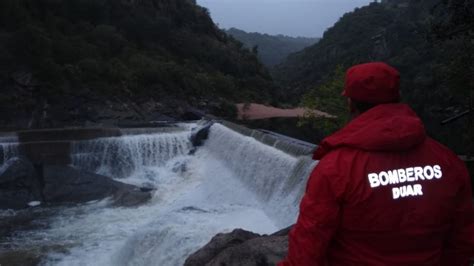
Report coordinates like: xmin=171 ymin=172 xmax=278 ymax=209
xmin=367 ymin=165 xmax=442 ymax=199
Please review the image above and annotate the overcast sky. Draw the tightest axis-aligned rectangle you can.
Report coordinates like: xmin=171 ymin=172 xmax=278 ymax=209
xmin=196 ymin=0 xmax=373 ymax=37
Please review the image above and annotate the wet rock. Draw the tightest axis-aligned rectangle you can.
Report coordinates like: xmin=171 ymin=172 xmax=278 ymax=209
xmin=184 ymin=229 xmax=262 ymax=266
xmin=190 ymin=121 xmax=213 ymax=147
xmin=270 ymin=225 xmax=292 ymax=237
xmin=0 ymin=208 xmax=50 ymax=238
xmin=185 ymin=227 xmax=291 ymax=266
xmin=139 ymin=186 xmax=154 ymax=193
xmin=210 ymin=235 xmax=288 ymax=266
xmin=0 ymin=249 xmax=42 ymax=266
xmin=42 ymin=165 xmax=151 ymax=207
xmin=0 ymin=158 xmax=42 ymax=209
xmin=112 ymin=186 xmax=153 ymax=207
xmin=179 ymin=206 xmax=208 ymax=213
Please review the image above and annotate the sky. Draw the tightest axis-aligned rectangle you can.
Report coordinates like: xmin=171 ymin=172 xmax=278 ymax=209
xmin=196 ymin=0 xmax=373 ymax=38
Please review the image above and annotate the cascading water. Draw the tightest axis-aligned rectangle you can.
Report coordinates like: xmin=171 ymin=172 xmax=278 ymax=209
xmin=71 ymin=131 xmax=193 ymax=180
xmin=1 ymin=122 xmax=317 ymax=266
xmin=0 ymin=136 xmax=19 ymax=170
xmin=205 ymin=124 xmax=317 ymax=226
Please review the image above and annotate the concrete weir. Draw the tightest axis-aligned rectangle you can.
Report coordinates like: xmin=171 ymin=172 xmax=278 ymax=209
xmin=0 ymin=126 xmax=185 ymax=165
xmin=0 ymin=121 xmax=317 ymax=166
xmin=218 ymin=121 xmax=317 ymax=157
xmin=0 ymin=121 xmax=320 ymax=266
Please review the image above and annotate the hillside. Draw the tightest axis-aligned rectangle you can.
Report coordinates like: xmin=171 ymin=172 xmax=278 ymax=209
xmin=225 ymin=28 xmax=319 ymax=67
xmin=273 ymin=0 xmax=473 ymax=155
xmin=273 ymin=0 xmax=438 ymax=100
xmin=0 ymin=0 xmax=276 ymax=128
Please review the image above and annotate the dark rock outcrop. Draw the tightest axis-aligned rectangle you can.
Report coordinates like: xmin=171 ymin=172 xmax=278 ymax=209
xmin=184 ymin=227 xmax=291 ymax=266
xmin=0 ymin=158 xmax=42 ymax=209
xmin=42 ymin=165 xmax=152 ymax=207
xmin=0 ymin=249 xmax=42 ymax=266
xmin=185 ymin=229 xmax=260 ymax=266
xmin=182 ymin=107 xmax=207 ymax=121
xmin=190 ymin=121 xmax=213 ymax=147
xmin=0 ymin=157 xmax=153 ymax=209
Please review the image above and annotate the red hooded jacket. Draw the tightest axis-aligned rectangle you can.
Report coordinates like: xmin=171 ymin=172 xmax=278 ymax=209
xmin=279 ymin=103 xmax=474 ymax=266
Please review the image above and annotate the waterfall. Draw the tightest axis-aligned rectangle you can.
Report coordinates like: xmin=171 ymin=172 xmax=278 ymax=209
xmin=0 ymin=135 xmax=19 ymax=166
xmin=2 ymin=122 xmax=319 ymax=266
xmin=69 ymin=123 xmax=317 ymax=224
xmin=71 ymin=131 xmax=193 ymax=179
xmin=205 ymin=123 xmax=317 ymax=226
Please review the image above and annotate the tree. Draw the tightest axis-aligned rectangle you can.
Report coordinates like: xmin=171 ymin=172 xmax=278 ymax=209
xmin=299 ymin=65 xmax=348 ymax=136
xmin=430 ymin=0 xmax=474 ymax=156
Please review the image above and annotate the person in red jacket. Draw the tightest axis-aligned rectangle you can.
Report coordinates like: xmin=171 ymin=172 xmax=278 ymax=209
xmin=279 ymin=62 xmax=474 ymax=266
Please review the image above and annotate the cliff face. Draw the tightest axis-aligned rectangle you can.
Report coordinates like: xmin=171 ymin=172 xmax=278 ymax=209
xmin=0 ymin=0 xmax=275 ymax=129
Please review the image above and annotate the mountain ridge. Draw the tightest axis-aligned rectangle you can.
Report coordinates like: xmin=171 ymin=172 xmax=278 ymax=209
xmin=225 ymin=28 xmax=319 ymax=67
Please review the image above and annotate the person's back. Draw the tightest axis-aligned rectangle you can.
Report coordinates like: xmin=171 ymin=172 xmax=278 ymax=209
xmin=279 ymin=62 xmax=474 ymax=266
xmin=319 ymin=103 xmax=472 ymax=265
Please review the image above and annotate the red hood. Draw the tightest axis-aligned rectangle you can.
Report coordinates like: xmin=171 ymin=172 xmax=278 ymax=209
xmin=313 ymin=103 xmax=426 ymax=160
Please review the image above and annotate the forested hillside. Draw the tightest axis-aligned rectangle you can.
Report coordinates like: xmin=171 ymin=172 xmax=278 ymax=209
xmin=274 ymin=0 xmax=473 ymax=155
xmin=0 ymin=0 xmax=276 ymax=128
xmin=225 ymin=28 xmax=319 ymax=67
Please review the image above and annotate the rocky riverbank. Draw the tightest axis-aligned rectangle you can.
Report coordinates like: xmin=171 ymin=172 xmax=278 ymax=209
xmin=0 ymin=121 xmax=315 ymax=265
xmin=185 ymin=226 xmax=291 ymax=266
xmin=0 ymin=71 xmax=239 ymax=130
xmin=0 ymin=159 xmax=153 ymax=266
xmin=0 ymin=157 xmax=152 ymax=210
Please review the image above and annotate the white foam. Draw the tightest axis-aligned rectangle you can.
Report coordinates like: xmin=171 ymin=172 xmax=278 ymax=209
xmin=39 ymin=147 xmax=276 ymax=266
xmin=204 ymin=124 xmax=317 ymax=226
xmin=71 ymin=131 xmax=192 ymax=179
xmin=28 ymin=201 xmax=42 ymax=207
xmin=4 ymin=122 xmax=315 ymax=266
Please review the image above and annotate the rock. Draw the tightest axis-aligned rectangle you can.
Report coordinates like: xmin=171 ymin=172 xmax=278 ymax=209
xmin=139 ymin=186 xmax=154 ymax=193
xmin=270 ymin=225 xmax=292 ymax=237
xmin=112 ymin=186 xmax=153 ymax=207
xmin=184 ymin=229 xmax=260 ymax=266
xmin=0 ymin=208 xmax=51 ymax=238
xmin=184 ymin=228 xmax=288 ymax=266
xmin=209 ymin=234 xmax=288 ymax=266
xmin=42 ymin=165 xmax=151 ymax=207
xmin=190 ymin=121 xmax=213 ymax=147
xmin=0 ymin=249 xmax=42 ymax=266
xmin=182 ymin=107 xmax=207 ymax=121
xmin=0 ymin=158 xmax=42 ymax=209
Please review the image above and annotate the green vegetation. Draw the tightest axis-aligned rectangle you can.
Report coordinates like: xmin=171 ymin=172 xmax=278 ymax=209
xmin=0 ymin=0 xmax=276 ymax=123
xmin=275 ymin=0 xmax=473 ymax=155
xmin=225 ymin=28 xmax=319 ymax=67
xmin=299 ymin=66 xmax=348 ymax=136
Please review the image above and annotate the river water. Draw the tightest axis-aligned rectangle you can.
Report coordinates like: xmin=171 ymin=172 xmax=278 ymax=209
xmin=0 ymin=123 xmax=316 ymax=266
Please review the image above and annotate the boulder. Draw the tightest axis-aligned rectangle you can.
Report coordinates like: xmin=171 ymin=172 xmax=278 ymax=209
xmin=209 ymin=234 xmax=288 ymax=266
xmin=0 ymin=157 xmax=42 ymax=209
xmin=42 ymin=165 xmax=152 ymax=207
xmin=0 ymin=249 xmax=42 ymax=266
xmin=184 ymin=229 xmax=260 ymax=266
xmin=190 ymin=121 xmax=213 ymax=147
xmin=184 ymin=227 xmax=290 ymax=266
